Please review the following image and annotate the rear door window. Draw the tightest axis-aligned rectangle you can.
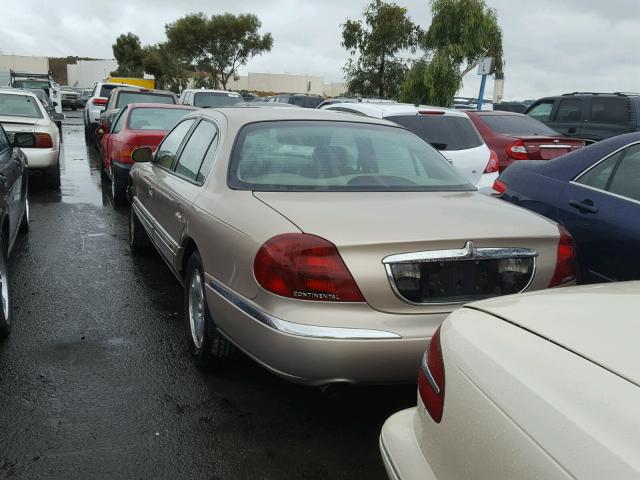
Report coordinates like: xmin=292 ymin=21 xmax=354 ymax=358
xmin=553 ymin=99 xmax=583 ymax=123
xmin=99 ymin=84 xmax=118 ymax=98
xmin=388 ymin=115 xmax=483 ymax=151
xmin=576 ymin=151 xmax=622 ymax=190
xmin=155 ymin=119 xmax=196 ymax=169
xmin=589 ymin=97 xmax=629 ymax=125
xmin=607 ymin=145 xmax=640 ymax=201
xmin=173 ymin=120 xmax=217 ymax=182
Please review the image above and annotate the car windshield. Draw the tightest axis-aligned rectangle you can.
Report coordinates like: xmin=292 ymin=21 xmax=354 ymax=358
xmin=481 ymin=114 xmax=559 ymax=136
xmin=194 ymin=92 xmax=244 ymax=108
xmin=0 ymin=93 xmax=43 ymax=118
xmin=128 ymin=108 xmax=193 ymax=130
xmin=12 ymin=80 xmax=49 ymax=90
xmin=387 ymin=115 xmax=484 ymax=151
xmin=116 ymin=92 xmax=175 ymax=108
xmin=229 ymin=121 xmax=474 ymax=192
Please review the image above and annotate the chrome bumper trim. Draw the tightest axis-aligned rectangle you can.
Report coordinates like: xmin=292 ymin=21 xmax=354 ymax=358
xmin=206 ymin=278 xmax=401 ymax=340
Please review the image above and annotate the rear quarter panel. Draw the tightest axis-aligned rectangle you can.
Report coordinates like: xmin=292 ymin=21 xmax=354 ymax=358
xmin=416 ymin=307 xmax=640 ymax=479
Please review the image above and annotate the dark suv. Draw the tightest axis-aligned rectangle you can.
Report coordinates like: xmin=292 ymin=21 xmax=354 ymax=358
xmin=526 ymin=92 xmax=640 ymax=142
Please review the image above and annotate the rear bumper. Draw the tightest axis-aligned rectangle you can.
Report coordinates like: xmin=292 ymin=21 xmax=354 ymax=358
xmin=205 ymin=278 xmax=444 ymax=386
xmin=380 ymin=408 xmax=437 ymax=480
xmin=22 ymin=147 xmax=59 ymax=170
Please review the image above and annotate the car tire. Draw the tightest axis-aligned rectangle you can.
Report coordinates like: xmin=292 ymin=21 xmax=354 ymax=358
xmin=184 ymin=251 xmax=233 ymax=369
xmin=45 ymin=162 xmax=61 ymax=189
xmin=111 ymin=168 xmax=127 ymax=207
xmin=128 ymin=205 xmax=150 ymax=254
xmin=0 ymin=238 xmax=12 ymax=339
xmin=18 ymin=198 xmax=29 ymax=235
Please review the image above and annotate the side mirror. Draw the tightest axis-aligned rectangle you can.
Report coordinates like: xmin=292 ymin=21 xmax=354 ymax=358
xmin=12 ymin=132 xmax=36 ymax=148
xmin=52 ymin=112 xmax=65 ymax=122
xmin=53 ymin=102 xmax=58 ymax=107
xmin=131 ymin=147 xmax=153 ymax=163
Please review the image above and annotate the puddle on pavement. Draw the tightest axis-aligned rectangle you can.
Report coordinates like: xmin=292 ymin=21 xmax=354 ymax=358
xmin=30 ymin=112 xmax=108 ymax=206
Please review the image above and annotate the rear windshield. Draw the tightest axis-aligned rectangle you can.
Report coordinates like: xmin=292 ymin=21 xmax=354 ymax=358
xmin=12 ymin=80 xmax=49 ymax=90
xmin=99 ymin=84 xmax=119 ymax=98
xmin=116 ymin=92 xmax=175 ymax=108
xmin=288 ymin=96 xmax=324 ymax=108
xmin=0 ymin=93 xmax=43 ymax=118
xmin=128 ymin=108 xmax=193 ymax=130
xmin=388 ymin=115 xmax=483 ymax=151
xmin=194 ymin=92 xmax=244 ymax=108
xmin=480 ymin=114 xmax=558 ymax=136
xmin=229 ymin=121 xmax=473 ymax=192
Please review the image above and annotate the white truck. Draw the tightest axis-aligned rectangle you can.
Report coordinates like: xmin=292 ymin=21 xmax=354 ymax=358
xmin=9 ymin=70 xmax=63 ymax=114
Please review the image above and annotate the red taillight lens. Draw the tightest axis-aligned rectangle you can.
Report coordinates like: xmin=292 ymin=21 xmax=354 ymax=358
xmin=254 ymin=233 xmax=365 ymax=302
xmin=549 ymin=225 xmax=576 ymax=287
xmin=483 ymin=149 xmax=499 ymax=173
xmin=92 ymin=97 xmax=107 ymax=106
xmin=506 ymin=139 xmax=529 ymax=160
xmin=492 ymin=178 xmax=507 ymax=195
xmin=34 ymin=133 xmax=53 ymax=148
xmin=418 ymin=327 xmax=445 ymax=423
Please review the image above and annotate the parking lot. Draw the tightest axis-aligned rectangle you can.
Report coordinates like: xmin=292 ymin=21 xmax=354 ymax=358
xmin=0 ymin=112 xmax=416 ymax=479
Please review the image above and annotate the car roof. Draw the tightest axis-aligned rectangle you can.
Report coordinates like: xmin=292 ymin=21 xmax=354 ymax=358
xmin=466 ymin=110 xmax=525 ymax=117
xmin=125 ymin=103 xmax=197 ymax=110
xmin=183 ymin=89 xmax=241 ymax=95
xmin=0 ymin=88 xmax=37 ymax=98
xmin=192 ymin=106 xmax=400 ymax=128
xmin=325 ymin=102 xmax=467 ymax=118
xmin=468 ymin=282 xmax=640 ymax=386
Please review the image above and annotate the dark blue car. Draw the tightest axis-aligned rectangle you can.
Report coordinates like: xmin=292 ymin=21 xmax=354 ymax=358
xmin=496 ymin=132 xmax=640 ymax=283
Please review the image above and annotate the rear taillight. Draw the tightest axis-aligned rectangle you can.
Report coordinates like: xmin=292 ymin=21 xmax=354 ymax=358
xmin=34 ymin=133 xmax=53 ymax=148
xmin=506 ymin=139 xmax=529 ymax=160
xmin=492 ymin=178 xmax=507 ymax=195
xmin=92 ymin=97 xmax=107 ymax=106
xmin=483 ymin=149 xmax=499 ymax=173
xmin=254 ymin=233 xmax=365 ymax=302
xmin=418 ymin=327 xmax=445 ymax=423
xmin=549 ymin=225 xmax=576 ymax=287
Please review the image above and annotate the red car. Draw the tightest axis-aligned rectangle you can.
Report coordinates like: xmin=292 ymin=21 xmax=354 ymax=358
xmin=466 ymin=111 xmax=585 ymax=172
xmin=97 ymin=103 xmax=196 ymax=204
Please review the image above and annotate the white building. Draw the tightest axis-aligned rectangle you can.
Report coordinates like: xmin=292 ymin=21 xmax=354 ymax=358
xmin=0 ymin=54 xmax=49 ymax=85
xmin=67 ymin=59 xmax=118 ymax=88
xmin=226 ymin=72 xmax=346 ymax=97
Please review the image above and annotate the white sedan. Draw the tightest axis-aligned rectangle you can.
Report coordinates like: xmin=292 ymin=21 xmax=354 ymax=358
xmin=380 ymin=282 xmax=640 ymax=480
xmin=0 ymin=88 xmax=62 ymax=187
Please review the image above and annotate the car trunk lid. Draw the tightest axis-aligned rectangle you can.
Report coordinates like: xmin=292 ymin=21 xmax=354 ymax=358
xmin=0 ymin=115 xmax=40 ymax=133
xmin=518 ymin=136 xmax=585 ymax=160
xmin=468 ymin=282 xmax=640 ymax=387
xmin=254 ymin=191 xmax=560 ymax=314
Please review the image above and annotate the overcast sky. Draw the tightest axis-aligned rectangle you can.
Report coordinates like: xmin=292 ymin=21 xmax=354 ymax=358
xmin=1 ymin=0 xmax=639 ymax=100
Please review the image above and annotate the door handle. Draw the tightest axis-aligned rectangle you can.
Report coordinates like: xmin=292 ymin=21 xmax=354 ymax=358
xmin=175 ymin=205 xmax=185 ymax=223
xmin=569 ymin=199 xmax=598 ymax=214
xmin=148 ymin=188 xmax=154 ymax=198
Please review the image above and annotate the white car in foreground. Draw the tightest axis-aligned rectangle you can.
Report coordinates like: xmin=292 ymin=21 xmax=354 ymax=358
xmin=0 ymin=88 xmax=62 ymax=187
xmin=381 ymin=282 xmax=640 ymax=480
xmin=321 ymin=103 xmax=498 ymax=193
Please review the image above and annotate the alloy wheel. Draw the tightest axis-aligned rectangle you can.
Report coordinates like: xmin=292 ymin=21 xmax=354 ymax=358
xmin=188 ymin=269 xmax=206 ymax=350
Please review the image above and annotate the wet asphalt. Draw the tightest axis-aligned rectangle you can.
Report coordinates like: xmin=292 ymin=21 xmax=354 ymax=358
xmin=0 ymin=112 xmax=416 ymax=479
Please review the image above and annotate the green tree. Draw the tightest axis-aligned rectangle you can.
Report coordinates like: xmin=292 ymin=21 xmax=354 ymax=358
xmin=166 ymin=12 xmax=273 ymax=90
xmin=142 ymin=43 xmax=192 ymax=92
xmin=111 ymin=33 xmax=145 ymax=77
xmin=401 ymin=0 xmax=503 ymax=106
xmin=341 ymin=0 xmax=420 ymax=99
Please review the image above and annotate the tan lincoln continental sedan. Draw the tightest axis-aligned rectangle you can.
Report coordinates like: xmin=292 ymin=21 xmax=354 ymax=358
xmin=126 ymin=106 xmax=576 ymax=387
